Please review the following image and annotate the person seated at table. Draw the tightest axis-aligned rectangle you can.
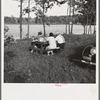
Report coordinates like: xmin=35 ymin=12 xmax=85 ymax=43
xmin=36 ymin=32 xmax=47 ymax=42
xmin=31 ymin=36 xmax=37 ymax=46
xmin=31 ymin=32 xmax=47 ymax=48
xmin=55 ymin=32 xmax=65 ymax=49
xmin=46 ymin=33 xmax=57 ymax=55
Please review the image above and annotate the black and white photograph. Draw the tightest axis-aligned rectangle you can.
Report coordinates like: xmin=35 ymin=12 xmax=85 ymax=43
xmin=4 ymin=0 xmax=96 ymax=83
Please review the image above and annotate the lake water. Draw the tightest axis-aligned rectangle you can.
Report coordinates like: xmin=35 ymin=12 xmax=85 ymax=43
xmin=5 ymin=24 xmax=94 ymax=39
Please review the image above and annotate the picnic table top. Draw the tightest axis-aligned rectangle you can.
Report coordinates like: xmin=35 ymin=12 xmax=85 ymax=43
xmin=32 ymin=41 xmax=49 ymax=45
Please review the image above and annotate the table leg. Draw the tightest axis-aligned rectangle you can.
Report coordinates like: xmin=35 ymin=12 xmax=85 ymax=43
xmin=41 ymin=45 xmax=44 ymax=54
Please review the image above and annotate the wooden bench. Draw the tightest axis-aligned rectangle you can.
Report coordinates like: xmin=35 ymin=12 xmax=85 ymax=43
xmin=43 ymin=47 xmax=60 ymax=55
xmin=31 ymin=47 xmax=60 ymax=55
xmin=31 ymin=47 xmax=43 ymax=54
xmin=30 ymin=41 xmax=61 ymax=55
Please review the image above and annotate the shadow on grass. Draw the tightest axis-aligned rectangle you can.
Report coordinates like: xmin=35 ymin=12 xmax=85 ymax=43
xmin=4 ymin=51 xmax=27 ymax=83
xmin=4 ymin=51 xmax=16 ymax=72
xmin=5 ymin=51 xmax=16 ymax=58
xmin=4 ymin=71 xmax=28 ymax=83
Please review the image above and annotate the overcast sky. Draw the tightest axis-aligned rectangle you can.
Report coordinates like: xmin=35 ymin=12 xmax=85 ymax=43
xmin=3 ymin=0 xmax=68 ymax=18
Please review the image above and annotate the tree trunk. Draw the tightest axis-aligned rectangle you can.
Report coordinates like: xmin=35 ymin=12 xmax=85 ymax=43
xmin=68 ymin=18 xmax=70 ymax=34
xmin=65 ymin=23 xmax=68 ymax=34
xmin=88 ymin=25 xmax=91 ymax=34
xmin=27 ymin=0 xmax=30 ymax=38
xmin=86 ymin=25 xmax=87 ymax=34
xmin=88 ymin=25 xmax=90 ymax=34
xmin=86 ymin=14 xmax=88 ymax=34
xmin=20 ymin=0 xmax=22 ymax=39
xmin=93 ymin=17 xmax=96 ymax=34
xmin=71 ymin=6 xmax=75 ymax=34
xmin=84 ymin=25 xmax=85 ymax=34
xmin=68 ymin=4 xmax=71 ymax=34
xmin=43 ymin=21 xmax=46 ymax=36
xmin=66 ymin=6 xmax=69 ymax=34
xmin=43 ymin=3 xmax=46 ymax=36
xmin=90 ymin=24 xmax=91 ymax=34
xmin=93 ymin=24 xmax=96 ymax=34
xmin=89 ymin=16 xmax=92 ymax=34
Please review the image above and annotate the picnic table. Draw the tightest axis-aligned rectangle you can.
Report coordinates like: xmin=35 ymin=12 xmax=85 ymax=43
xmin=31 ymin=41 xmax=49 ymax=54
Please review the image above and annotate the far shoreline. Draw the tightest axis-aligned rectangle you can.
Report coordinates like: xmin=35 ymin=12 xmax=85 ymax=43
xmin=4 ymin=23 xmax=96 ymax=26
xmin=4 ymin=23 xmax=82 ymax=25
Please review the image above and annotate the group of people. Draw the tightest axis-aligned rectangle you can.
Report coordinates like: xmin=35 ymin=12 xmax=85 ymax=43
xmin=31 ymin=31 xmax=65 ymax=51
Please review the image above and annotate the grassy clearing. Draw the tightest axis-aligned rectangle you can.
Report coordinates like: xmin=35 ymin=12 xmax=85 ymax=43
xmin=4 ymin=34 xmax=96 ymax=83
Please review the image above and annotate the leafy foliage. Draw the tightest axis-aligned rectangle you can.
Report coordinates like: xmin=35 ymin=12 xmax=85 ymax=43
xmin=4 ymin=26 xmax=17 ymax=46
xmin=76 ymin=0 xmax=96 ymax=25
xmin=4 ymin=15 xmax=82 ymax=24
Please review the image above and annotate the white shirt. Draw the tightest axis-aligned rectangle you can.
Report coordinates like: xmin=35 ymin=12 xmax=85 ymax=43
xmin=47 ymin=37 xmax=57 ymax=49
xmin=55 ymin=34 xmax=65 ymax=44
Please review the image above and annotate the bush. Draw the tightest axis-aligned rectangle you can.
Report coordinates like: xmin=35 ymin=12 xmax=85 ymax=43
xmin=4 ymin=26 xmax=17 ymax=46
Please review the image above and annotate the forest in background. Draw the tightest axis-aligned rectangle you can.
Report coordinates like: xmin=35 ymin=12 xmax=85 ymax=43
xmin=4 ymin=15 xmax=95 ymax=25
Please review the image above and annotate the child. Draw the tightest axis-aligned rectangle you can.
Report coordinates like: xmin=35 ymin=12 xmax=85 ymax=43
xmin=46 ymin=33 xmax=57 ymax=55
xmin=46 ymin=33 xmax=57 ymax=50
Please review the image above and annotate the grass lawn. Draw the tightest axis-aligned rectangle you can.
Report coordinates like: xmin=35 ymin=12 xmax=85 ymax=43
xmin=4 ymin=34 xmax=96 ymax=83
